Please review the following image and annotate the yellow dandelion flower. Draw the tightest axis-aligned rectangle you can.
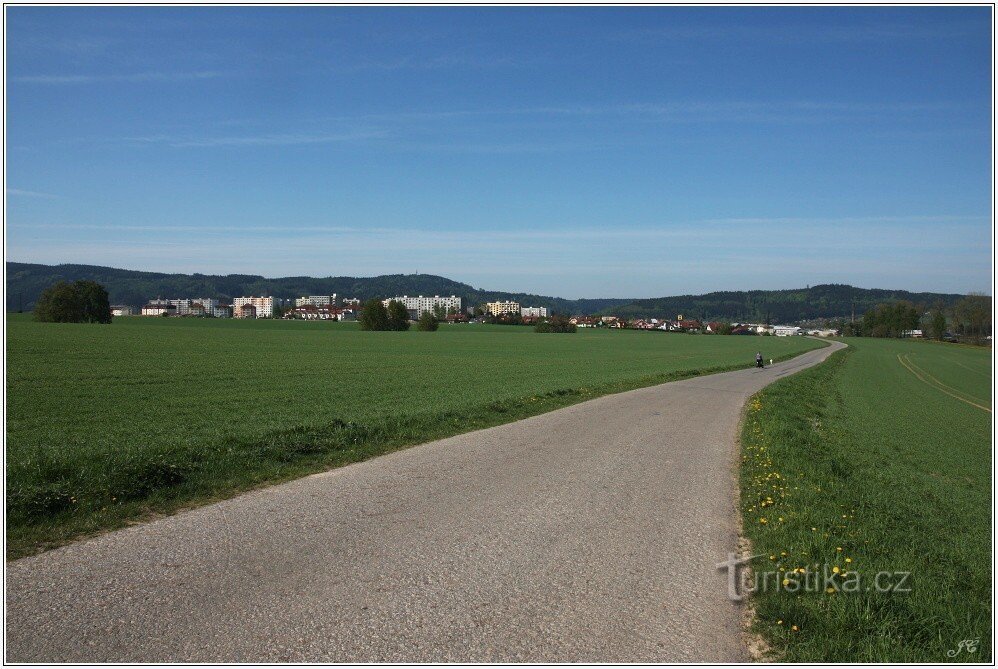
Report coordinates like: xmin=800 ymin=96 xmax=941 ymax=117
xmin=791 ymin=625 xmax=799 ymax=631
xmin=832 ymin=566 xmax=840 ymax=574
xmin=826 ymin=587 xmax=835 ymax=594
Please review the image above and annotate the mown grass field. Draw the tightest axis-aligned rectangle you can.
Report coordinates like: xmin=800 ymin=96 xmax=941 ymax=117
xmin=740 ymin=337 xmax=992 ymax=662
xmin=6 ymin=314 xmax=824 ymax=558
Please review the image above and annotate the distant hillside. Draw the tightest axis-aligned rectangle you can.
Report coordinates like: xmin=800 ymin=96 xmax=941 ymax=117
xmin=604 ymin=284 xmax=968 ymax=323
xmin=5 ymin=263 xmax=970 ymax=323
xmin=4 ymin=262 xmax=630 ymax=315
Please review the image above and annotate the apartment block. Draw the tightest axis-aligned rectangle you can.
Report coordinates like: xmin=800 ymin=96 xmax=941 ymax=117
xmin=383 ymin=295 xmax=462 ymax=319
xmin=233 ymin=296 xmax=275 ymax=319
xmin=486 ymin=301 xmax=520 ymax=316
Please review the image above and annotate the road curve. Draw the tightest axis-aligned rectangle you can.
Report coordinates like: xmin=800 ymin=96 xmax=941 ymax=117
xmin=6 ymin=340 xmax=846 ymax=663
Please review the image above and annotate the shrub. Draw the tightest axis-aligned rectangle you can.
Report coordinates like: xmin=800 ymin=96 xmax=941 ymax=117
xmin=416 ymin=312 xmax=439 ymax=331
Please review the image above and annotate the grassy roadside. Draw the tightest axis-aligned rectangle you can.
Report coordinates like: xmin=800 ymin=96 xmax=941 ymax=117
xmin=739 ymin=339 xmax=991 ymax=662
xmin=8 ymin=343 xmax=819 ymax=560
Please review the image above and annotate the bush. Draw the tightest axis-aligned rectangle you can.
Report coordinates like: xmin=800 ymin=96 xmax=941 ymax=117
xmin=416 ymin=312 xmax=439 ymax=331
xmin=535 ymin=315 xmax=577 ymax=333
xmin=34 ymin=280 xmax=112 ymax=324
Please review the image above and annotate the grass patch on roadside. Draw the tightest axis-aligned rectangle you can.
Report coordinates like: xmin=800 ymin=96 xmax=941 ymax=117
xmin=6 ymin=315 xmax=824 ymax=558
xmin=740 ymin=338 xmax=991 ymax=662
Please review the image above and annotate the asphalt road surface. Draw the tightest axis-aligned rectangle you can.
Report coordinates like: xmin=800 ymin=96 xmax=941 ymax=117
xmin=7 ymin=341 xmax=845 ymax=663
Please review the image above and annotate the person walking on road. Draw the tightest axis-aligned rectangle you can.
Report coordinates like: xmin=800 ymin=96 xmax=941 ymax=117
xmin=756 ymin=351 xmax=764 ymax=368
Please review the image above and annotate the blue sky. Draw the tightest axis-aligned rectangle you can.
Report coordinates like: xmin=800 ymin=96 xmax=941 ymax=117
xmin=5 ymin=6 xmax=992 ymax=298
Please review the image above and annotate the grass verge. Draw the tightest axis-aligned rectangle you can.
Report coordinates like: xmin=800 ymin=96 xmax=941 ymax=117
xmin=739 ymin=340 xmax=991 ymax=662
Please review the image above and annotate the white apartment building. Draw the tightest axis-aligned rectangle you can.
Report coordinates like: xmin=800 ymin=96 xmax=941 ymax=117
xmin=383 ymin=295 xmax=462 ymax=319
xmin=159 ymin=298 xmax=220 ymax=316
xmin=295 ymin=294 xmax=338 ymax=308
xmin=773 ymin=325 xmax=803 ymax=336
xmin=233 ymin=296 xmax=275 ymax=319
xmin=210 ymin=304 xmax=233 ymax=318
xmin=520 ymin=306 xmax=549 ymax=318
xmin=486 ymin=301 xmax=520 ymax=316
xmin=141 ymin=301 xmax=175 ymax=317
xmin=111 ymin=305 xmax=134 ymax=317
xmin=166 ymin=299 xmax=193 ymax=316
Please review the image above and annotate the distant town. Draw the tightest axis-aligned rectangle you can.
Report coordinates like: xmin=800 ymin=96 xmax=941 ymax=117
xmin=117 ymin=294 xmax=844 ymax=337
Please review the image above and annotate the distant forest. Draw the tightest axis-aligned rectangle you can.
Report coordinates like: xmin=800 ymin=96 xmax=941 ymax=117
xmin=6 ymin=262 xmax=970 ymax=324
xmin=606 ymin=285 xmax=967 ymax=323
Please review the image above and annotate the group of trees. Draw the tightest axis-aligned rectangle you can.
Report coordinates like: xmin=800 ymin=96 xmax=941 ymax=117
xmin=534 ymin=315 xmax=577 ymax=333
xmin=484 ymin=312 xmax=525 ymax=326
xmin=358 ymin=299 xmax=442 ymax=332
xmin=851 ymin=294 xmax=991 ymax=344
xmin=358 ymin=299 xmax=411 ymax=331
xmin=33 ymin=280 xmax=112 ymax=324
xmin=951 ymin=294 xmax=992 ymax=345
xmin=860 ymin=301 xmax=921 ymax=338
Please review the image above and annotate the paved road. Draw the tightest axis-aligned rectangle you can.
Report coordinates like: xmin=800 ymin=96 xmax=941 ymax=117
xmin=7 ymin=341 xmax=845 ymax=663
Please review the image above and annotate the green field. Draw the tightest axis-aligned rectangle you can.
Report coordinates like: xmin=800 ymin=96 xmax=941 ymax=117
xmin=6 ymin=314 xmax=823 ymax=557
xmin=740 ymin=337 xmax=992 ymax=662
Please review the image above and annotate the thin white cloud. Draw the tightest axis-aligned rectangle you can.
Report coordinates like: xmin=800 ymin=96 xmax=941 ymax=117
xmin=6 ymin=188 xmax=60 ymax=199
xmin=330 ymin=53 xmax=529 ymax=73
xmin=59 ymin=98 xmax=953 ymax=153
xmin=12 ymin=70 xmax=224 ymax=84
xmin=613 ymin=21 xmax=981 ymax=44
xmin=172 ymin=130 xmax=388 ymax=148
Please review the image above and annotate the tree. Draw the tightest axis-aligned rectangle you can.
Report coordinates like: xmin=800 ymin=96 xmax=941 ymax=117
xmin=34 ymin=280 xmax=111 ymax=324
xmin=386 ymin=300 xmax=411 ymax=331
xmin=926 ymin=303 xmax=947 ymax=341
xmin=952 ymin=294 xmax=991 ymax=345
xmin=432 ymin=304 xmax=447 ymax=319
xmin=73 ymin=281 xmax=112 ymax=323
xmin=715 ymin=322 xmax=733 ymax=335
xmin=359 ymin=298 xmax=390 ymax=331
xmin=416 ymin=312 xmax=439 ymax=331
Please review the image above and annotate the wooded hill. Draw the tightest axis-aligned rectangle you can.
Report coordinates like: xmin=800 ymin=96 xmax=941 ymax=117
xmin=605 ymin=284 xmax=968 ymax=323
xmin=6 ymin=262 xmax=969 ymax=323
xmin=5 ymin=262 xmax=629 ymax=315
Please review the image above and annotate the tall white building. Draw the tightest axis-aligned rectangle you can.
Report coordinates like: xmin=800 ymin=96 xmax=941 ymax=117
xmin=383 ymin=295 xmax=462 ymax=319
xmin=486 ymin=301 xmax=520 ymax=316
xmin=233 ymin=296 xmax=275 ymax=319
xmin=520 ymin=306 xmax=549 ymax=318
xmin=163 ymin=298 xmax=220 ymax=316
xmin=295 ymin=295 xmax=338 ymax=308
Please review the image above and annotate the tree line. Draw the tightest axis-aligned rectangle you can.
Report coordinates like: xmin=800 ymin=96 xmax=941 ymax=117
xmin=837 ymin=294 xmax=991 ymax=344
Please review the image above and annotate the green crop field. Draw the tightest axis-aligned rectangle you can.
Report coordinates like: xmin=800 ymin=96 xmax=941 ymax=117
xmin=740 ymin=337 xmax=992 ymax=662
xmin=6 ymin=314 xmax=823 ymax=557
